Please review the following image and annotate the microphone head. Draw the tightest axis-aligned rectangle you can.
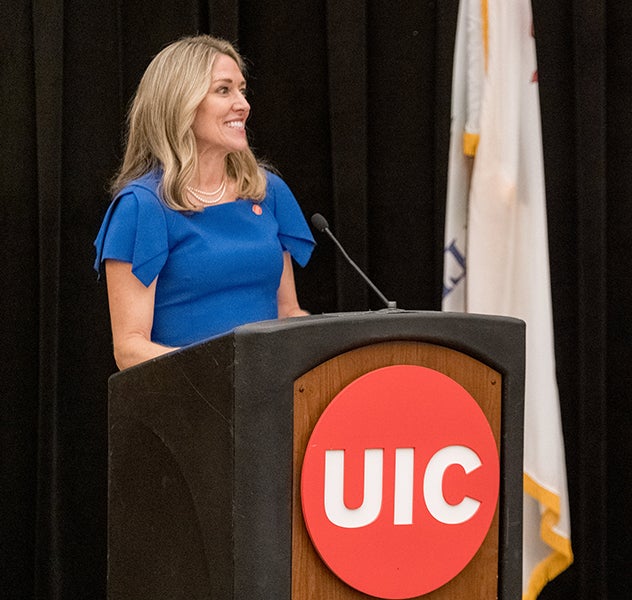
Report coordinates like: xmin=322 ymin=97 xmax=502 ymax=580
xmin=311 ymin=213 xmax=329 ymax=232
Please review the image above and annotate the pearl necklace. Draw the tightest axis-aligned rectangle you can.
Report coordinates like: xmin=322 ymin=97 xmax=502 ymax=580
xmin=186 ymin=179 xmax=227 ymax=205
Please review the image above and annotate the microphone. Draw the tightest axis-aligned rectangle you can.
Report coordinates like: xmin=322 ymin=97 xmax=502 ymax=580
xmin=311 ymin=213 xmax=397 ymax=309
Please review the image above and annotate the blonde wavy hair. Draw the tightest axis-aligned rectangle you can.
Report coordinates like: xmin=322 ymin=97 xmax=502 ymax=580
xmin=111 ymin=35 xmax=267 ymax=210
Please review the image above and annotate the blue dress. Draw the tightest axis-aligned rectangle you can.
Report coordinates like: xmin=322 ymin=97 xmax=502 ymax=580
xmin=94 ymin=170 xmax=315 ymax=347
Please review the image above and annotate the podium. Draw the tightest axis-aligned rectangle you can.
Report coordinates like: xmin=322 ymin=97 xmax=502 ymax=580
xmin=107 ymin=310 xmax=524 ymax=600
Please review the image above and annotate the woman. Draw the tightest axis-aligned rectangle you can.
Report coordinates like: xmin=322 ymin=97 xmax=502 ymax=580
xmin=94 ymin=35 xmax=315 ymax=370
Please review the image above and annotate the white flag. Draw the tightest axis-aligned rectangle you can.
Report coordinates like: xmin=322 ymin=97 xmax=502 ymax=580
xmin=443 ymin=0 xmax=482 ymax=310
xmin=443 ymin=1 xmax=574 ymax=597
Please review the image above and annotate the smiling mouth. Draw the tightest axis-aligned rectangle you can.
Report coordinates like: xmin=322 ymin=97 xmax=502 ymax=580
xmin=226 ymin=120 xmax=245 ymax=129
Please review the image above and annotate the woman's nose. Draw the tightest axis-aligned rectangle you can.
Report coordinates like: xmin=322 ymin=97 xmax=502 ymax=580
xmin=234 ymin=92 xmax=250 ymax=112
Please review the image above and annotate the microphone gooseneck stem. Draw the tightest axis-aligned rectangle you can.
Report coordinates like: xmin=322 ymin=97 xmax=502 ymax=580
xmin=323 ymin=227 xmax=397 ymax=309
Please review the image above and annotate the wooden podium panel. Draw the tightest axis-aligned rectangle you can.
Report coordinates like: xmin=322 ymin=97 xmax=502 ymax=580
xmin=292 ymin=341 xmax=502 ymax=600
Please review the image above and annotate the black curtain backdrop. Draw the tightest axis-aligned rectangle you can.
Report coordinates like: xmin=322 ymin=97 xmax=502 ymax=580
xmin=1 ymin=1 xmax=629 ymax=598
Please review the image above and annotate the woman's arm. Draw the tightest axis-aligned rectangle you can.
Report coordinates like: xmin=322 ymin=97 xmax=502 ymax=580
xmin=105 ymin=259 xmax=178 ymax=370
xmin=277 ymin=252 xmax=310 ymax=318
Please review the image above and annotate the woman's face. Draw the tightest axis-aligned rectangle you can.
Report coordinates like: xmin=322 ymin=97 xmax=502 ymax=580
xmin=191 ymin=54 xmax=250 ymax=159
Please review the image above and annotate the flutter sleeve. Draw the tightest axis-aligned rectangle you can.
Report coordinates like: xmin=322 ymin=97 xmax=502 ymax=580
xmin=265 ymin=172 xmax=315 ymax=267
xmin=93 ymin=187 xmax=169 ymax=287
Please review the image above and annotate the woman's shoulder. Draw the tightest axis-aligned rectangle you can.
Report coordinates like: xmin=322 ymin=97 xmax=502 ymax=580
xmin=102 ymin=170 xmax=172 ymax=245
xmin=262 ymin=169 xmax=296 ymax=207
xmin=264 ymin=169 xmax=288 ymax=191
xmin=116 ymin=171 xmax=163 ymax=205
